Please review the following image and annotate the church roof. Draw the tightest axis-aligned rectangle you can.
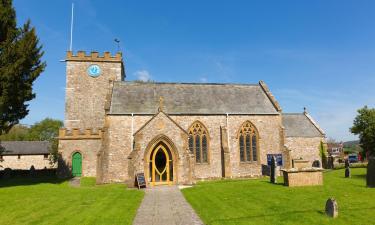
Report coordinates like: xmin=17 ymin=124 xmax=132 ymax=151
xmin=109 ymin=81 xmax=280 ymax=115
xmin=282 ymin=113 xmax=325 ymax=137
xmin=1 ymin=141 xmax=50 ymax=155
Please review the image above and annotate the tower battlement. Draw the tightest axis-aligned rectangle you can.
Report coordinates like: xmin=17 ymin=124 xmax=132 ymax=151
xmin=66 ymin=51 xmax=122 ymax=62
xmin=59 ymin=128 xmax=104 ymax=140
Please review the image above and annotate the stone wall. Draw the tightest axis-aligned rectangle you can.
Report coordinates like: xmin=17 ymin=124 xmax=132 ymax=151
xmin=65 ymin=51 xmax=123 ymax=129
xmin=226 ymin=115 xmax=283 ymax=178
xmin=0 ymin=155 xmax=54 ymax=170
xmin=58 ymin=139 xmax=101 ymax=177
xmin=98 ymin=113 xmax=284 ymax=183
xmin=285 ymin=137 xmax=323 ymax=167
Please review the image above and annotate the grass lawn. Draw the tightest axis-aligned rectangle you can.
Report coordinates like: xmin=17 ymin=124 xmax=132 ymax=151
xmin=182 ymin=168 xmax=375 ymax=225
xmin=0 ymin=177 xmax=144 ymax=225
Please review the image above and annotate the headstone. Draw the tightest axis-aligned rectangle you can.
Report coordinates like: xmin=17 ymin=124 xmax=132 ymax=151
xmin=312 ymin=160 xmax=321 ymax=168
xmin=3 ymin=168 xmax=12 ymax=179
xmin=328 ymin=156 xmax=334 ymax=169
xmin=345 ymin=159 xmax=351 ymax=178
xmin=325 ymin=198 xmax=338 ymax=218
xmin=270 ymin=156 xmax=277 ymax=184
xmin=367 ymin=156 xmax=375 ymax=188
xmin=29 ymin=165 xmax=36 ymax=177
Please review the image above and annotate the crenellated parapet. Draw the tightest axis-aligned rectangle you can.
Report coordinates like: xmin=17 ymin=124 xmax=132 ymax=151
xmin=58 ymin=128 xmax=105 ymax=140
xmin=66 ymin=51 xmax=122 ymax=62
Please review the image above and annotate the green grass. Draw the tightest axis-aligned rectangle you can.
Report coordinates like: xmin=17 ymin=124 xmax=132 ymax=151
xmin=0 ymin=176 xmax=144 ymax=225
xmin=182 ymin=168 xmax=375 ymax=225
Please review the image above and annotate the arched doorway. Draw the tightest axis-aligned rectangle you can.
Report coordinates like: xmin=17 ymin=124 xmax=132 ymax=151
xmin=149 ymin=142 xmax=173 ymax=186
xmin=72 ymin=152 xmax=82 ymax=177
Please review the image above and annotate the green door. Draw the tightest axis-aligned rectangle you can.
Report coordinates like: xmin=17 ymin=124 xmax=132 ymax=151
xmin=72 ymin=152 xmax=82 ymax=177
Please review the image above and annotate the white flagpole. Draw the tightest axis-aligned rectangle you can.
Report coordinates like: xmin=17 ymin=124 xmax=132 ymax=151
xmin=69 ymin=3 xmax=74 ymax=51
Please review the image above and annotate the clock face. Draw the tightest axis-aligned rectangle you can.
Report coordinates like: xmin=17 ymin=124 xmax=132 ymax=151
xmin=87 ymin=64 xmax=101 ymax=77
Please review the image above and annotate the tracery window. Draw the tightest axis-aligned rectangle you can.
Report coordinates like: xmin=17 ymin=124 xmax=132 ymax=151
xmin=188 ymin=121 xmax=209 ymax=163
xmin=238 ymin=121 xmax=258 ymax=162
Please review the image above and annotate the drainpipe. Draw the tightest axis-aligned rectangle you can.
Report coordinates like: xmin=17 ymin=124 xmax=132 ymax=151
xmin=226 ymin=113 xmax=230 ymax=151
xmin=131 ymin=113 xmax=134 ymax=151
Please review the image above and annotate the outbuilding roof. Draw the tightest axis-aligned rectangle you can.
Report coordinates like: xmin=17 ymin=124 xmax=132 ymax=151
xmin=282 ymin=113 xmax=325 ymax=137
xmin=109 ymin=81 xmax=280 ymax=115
xmin=0 ymin=141 xmax=50 ymax=155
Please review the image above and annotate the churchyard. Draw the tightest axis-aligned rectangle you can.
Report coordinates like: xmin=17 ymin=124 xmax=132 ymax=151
xmin=0 ymin=177 xmax=144 ymax=225
xmin=0 ymin=168 xmax=373 ymax=225
xmin=182 ymin=168 xmax=374 ymax=225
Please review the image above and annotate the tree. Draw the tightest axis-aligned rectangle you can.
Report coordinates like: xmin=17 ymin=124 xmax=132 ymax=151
xmin=27 ymin=118 xmax=63 ymax=141
xmin=0 ymin=124 xmax=29 ymax=141
xmin=0 ymin=0 xmax=46 ymax=136
xmin=0 ymin=0 xmax=45 ymax=155
xmin=27 ymin=118 xmax=63 ymax=163
xmin=350 ymin=106 xmax=375 ymax=156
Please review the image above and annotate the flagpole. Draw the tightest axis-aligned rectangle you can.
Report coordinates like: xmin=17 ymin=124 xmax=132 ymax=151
xmin=69 ymin=3 xmax=74 ymax=51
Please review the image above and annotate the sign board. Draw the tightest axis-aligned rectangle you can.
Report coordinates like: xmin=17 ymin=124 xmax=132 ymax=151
xmin=135 ymin=173 xmax=146 ymax=189
xmin=267 ymin=154 xmax=283 ymax=166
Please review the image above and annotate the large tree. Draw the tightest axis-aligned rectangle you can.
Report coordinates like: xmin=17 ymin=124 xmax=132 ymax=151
xmin=350 ymin=106 xmax=375 ymax=156
xmin=0 ymin=0 xmax=46 ymax=136
xmin=0 ymin=0 xmax=46 ymax=155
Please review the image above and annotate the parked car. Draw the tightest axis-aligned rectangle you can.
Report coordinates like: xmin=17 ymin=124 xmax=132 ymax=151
xmin=348 ymin=154 xmax=358 ymax=163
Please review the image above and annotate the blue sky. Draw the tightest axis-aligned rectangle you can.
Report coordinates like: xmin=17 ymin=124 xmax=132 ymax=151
xmin=14 ymin=0 xmax=375 ymax=141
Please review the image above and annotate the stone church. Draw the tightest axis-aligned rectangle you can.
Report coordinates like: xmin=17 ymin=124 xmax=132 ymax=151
xmin=58 ymin=51 xmax=325 ymax=186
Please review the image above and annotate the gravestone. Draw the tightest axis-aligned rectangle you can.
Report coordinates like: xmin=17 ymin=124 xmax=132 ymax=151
xmin=344 ymin=159 xmax=351 ymax=178
xmin=328 ymin=156 xmax=334 ymax=169
xmin=325 ymin=198 xmax=338 ymax=218
xmin=29 ymin=165 xmax=36 ymax=177
xmin=312 ymin=160 xmax=321 ymax=168
xmin=367 ymin=156 xmax=375 ymax=188
xmin=3 ymin=168 xmax=12 ymax=179
xmin=270 ymin=156 xmax=277 ymax=184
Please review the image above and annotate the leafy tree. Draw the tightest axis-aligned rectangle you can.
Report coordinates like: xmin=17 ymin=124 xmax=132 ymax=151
xmin=27 ymin=118 xmax=63 ymax=141
xmin=27 ymin=118 xmax=63 ymax=163
xmin=0 ymin=0 xmax=46 ymax=143
xmin=350 ymin=106 xmax=375 ymax=156
xmin=319 ymin=140 xmax=328 ymax=168
xmin=0 ymin=124 xmax=29 ymax=141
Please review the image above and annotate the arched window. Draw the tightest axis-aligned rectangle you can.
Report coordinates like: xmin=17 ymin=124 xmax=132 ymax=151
xmin=238 ymin=121 xmax=258 ymax=162
xmin=188 ymin=121 xmax=209 ymax=163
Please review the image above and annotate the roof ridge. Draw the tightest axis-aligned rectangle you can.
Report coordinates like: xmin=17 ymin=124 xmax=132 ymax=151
xmin=116 ymin=81 xmax=259 ymax=86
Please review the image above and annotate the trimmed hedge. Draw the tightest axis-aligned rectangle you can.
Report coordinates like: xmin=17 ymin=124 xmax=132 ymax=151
xmin=334 ymin=162 xmax=368 ymax=170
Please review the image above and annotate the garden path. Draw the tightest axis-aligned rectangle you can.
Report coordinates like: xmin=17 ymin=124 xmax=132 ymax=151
xmin=133 ymin=186 xmax=203 ymax=225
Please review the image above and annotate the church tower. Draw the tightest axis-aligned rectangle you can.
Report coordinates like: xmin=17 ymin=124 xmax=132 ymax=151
xmin=64 ymin=51 xmax=124 ymax=129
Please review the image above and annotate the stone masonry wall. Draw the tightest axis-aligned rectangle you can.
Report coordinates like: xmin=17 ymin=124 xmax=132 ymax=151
xmin=226 ymin=115 xmax=283 ymax=178
xmin=58 ymin=139 xmax=101 ymax=177
xmin=0 ymin=155 xmax=54 ymax=170
xmin=65 ymin=52 xmax=123 ymax=129
xmin=100 ymin=113 xmax=284 ymax=182
xmin=98 ymin=115 xmax=151 ymax=183
xmin=285 ymin=137 xmax=323 ymax=167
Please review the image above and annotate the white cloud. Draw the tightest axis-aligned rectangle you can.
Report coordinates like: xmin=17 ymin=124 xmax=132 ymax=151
xmin=199 ymin=77 xmax=208 ymax=83
xmin=134 ymin=70 xmax=151 ymax=81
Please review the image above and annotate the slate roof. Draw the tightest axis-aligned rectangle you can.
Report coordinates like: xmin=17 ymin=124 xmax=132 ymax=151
xmin=0 ymin=141 xmax=50 ymax=155
xmin=282 ymin=113 xmax=324 ymax=137
xmin=109 ymin=81 xmax=280 ymax=115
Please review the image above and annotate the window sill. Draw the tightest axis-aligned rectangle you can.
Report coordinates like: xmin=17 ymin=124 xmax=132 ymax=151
xmin=239 ymin=161 xmax=258 ymax=165
xmin=195 ymin=162 xmax=210 ymax=165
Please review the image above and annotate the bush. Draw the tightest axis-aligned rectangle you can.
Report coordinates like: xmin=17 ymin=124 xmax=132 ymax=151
xmin=334 ymin=162 xmax=368 ymax=170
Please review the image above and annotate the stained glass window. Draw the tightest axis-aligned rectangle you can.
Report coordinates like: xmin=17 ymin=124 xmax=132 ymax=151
xmin=188 ymin=121 xmax=209 ymax=163
xmin=238 ymin=121 xmax=259 ymax=162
